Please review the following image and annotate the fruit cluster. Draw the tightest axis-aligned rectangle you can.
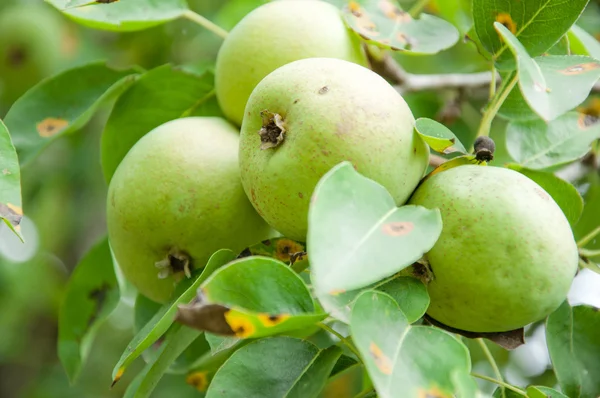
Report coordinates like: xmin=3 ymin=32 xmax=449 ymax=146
xmin=106 ymin=0 xmax=578 ymax=334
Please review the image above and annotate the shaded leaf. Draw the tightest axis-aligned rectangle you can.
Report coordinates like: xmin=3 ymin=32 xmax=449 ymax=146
xmin=569 ymin=25 xmax=600 ymax=59
xmin=423 ymin=154 xmax=486 ymax=182
xmin=495 ymin=22 xmax=600 ymax=121
xmin=376 ymin=277 xmax=429 ymax=323
xmin=134 ymin=324 xmax=201 ymax=398
xmin=0 ymin=120 xmax=23 ymax=241
xmin=574 ymin=175 xmax=600 ymax=263
xmin=46 ymin=0 xmax=188 ymax=32
xmin=414 ymin=118 xmax=467 ymax=154
xmin=205 ymin=333 xmax=239 ymax=356
xmin=506 ymin=112 xmax=600 ymax=169
xmin=58 ymin=237 xmax=119 ymax=382
xmin=5 ymin=61 xmax=138 ymax=166
xmin=206 ymin=337 xmax=342 ymax=398
xmin=506 ymin=164 xmax=584 ymax=225
xmin=472 ymin=0 xmax=589 ymax=69
xmin=423 ymin=315 xmax=525 ymax=351
xmin=342 ymin=0 xmax=459 ymax=54
xmin=546 ymin=301 xmax=600 ymax=398
xmin=451 ymin=370 xmax=485 ymax=398
xmin=242 ymin=237 xmax=309 ymax=273
xmin=101 ymin=65 xmax=219 ymax=182
xmin=111 ymin=249 xmax=236 ymax=385
xmin=175 ymin=256 xmax=326 ymax=339
xmin=308 ymin=161 xmax=442 ymax=296
xmin=350 ymin=291 xmax=471 ymax=397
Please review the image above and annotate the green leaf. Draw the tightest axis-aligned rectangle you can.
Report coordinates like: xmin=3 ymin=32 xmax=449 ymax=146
xmin=506 ymin=112 xmax=600 ymax=169
xmin=350 ymin=291 xmax=471 ymax=397
xmin=574 ymin=175 xmax=600 ymax=262
xmin=308 ymin=162 xmax=442 ymax=296
xmin=341 ymin=0 xmax=459 ymax=54
xmin=492 ymin=387 xmax=522 ymax=397
xmin=569 ymin=25 xmax=600 ymax=59
xmin=134 ymin=324 xmax=202 ymax=398
xmin=495 ymin=22 xmax=600 ymax=121
xmin=546 ymin=301 xmax=600 ymax=398
xmin=205 ymin=333 xmax=239 ymax=355
xmin=111 ymin=249 xmax=236 ymax=385
xmin=0 ymin=120 xmax=23 ymax=241
xmin=175 ymin=256 xmax=326 ymax=339
xmin=100 ymin=64 xmax=219 ymax=181
xmin=46 ymin=0 xmax=188 ymax=32
xmin=58 ymin=237 xmax=120 ymax=383
xmin=414 ymin=118 xmax=467 ymax=154
xmin=206 ymin=336 xmax=342 ymax=398
xmin=451 ymin=370 xmax=485 ymax=398
xmin=243 ymin=237 xmax=309 ymax=274
xmin=430 ymin=0 xmax=473 ymax=36
xmin=472 ymin=0 xmax=590 ymax=69
xmin=376 ymin=277 xmax=430 ymax=323
xmin=527 ymin=386 xmax=570 ymax=398
xmin=5 ymin=61 xmax=138 ymax=166
xmin=505 ymin=164 xmax=584 ymax=225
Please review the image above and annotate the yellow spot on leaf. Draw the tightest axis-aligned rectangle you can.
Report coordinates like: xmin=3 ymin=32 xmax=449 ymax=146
xmin=7 ymin=203 xmax=22 ymax=216
xmin=257 ymin=313 xmax=291 ymax=327
xmin=329 ymin=289 xmax=346 ymax=296
xmin=379 ymin=0 xmax=411 ymax=22
xmin=417 ymin=386 xmax=452 ymax=398
xmin=2 ymin=168 xmax=10 ymax=175
xmin=347 ymin=1 xmax=378 ymax=38
xmin=559 ymin=62 xmax=600 ymax=75
xmin=369 ymin=342 xmax=392 ymax=374
xmin=111 ymin=367 xmax=125 ymax=387
xmin=496 ymin=13 xmax=517 ymax=34
xmin=578 ymin=113 xmax=600 ymax=129
xmin=186 ymin=371 xmax=209 ymax=392
xmin=275 ymin=239 xmax=305 ymax=262
xmin=348 ymin=0 xmax=362 ymax=16
xmin=578 ymin=97 xmax=600 ymax=117
xmin=382 ymin=222 xmax=414 ymax=236
xmin=224 ymin=310 xmax=256 ymax=338
xmin=37 ymin=118 xmax=69 ymax=138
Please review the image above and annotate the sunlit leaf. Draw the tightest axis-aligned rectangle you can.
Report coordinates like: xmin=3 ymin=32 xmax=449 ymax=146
xmin=58 ymin=237 xmax=119 ymax=383
xmin=527 ymin=386 xmax=569 ymax=398
xmin=350 ymin=291 xmax=471 ymax=398
xmin=495 ymin=23 xmax=600 ymax=121
xmin=341 ymin=0 xmax=459 ymax=54
xmin=546 ymin=301 xmax=600 ymax=398
xmin=206 ymin=337 xmax=342 ymax=398
xmin=5 ymin=61 xmax=138 ymax=166
xmin=506 ymin=112 xmax=600 ymax=169
xmin=175 ymin=256 xmax=326 ymax=339
xmin=308 ymin=162 xmax=442 ymax=296
xmin=0 ymin=120 xmax=23 ymax=241
xmin=46 ymin=0 xmax=189 ymax=32
xmin=506 ymin=164 xmax=584 ymax=225
xmin=569 ymin=24 xmax=600 ymax=59
xmin=429 ymin=0 xmax=473 ymax=36
xmin=414 ymin=118 xmax=467 ymax=154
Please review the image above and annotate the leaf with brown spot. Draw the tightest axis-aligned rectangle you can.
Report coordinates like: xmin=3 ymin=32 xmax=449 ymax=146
xmin=239 ymin=237 xmax=309 ymax=273
xmin=0 ymin=120 xmax=23 ymax=241
xmin=309 ymin=162 xmax=442 ymax=299
xmin=5 ymin=62 xmax=138 ymax=166
xmin=58 ymin=237 xmax=120 ymax=383
xmin=36 ymin=118 xmax=69 ymax=137
xmin=186 ymin=371 xmax=209 ymax=392
xmin=174 ymin=256 xmax=326 ymax=339
xmin=495 ymin=12 xmax=516 ymax=34
xmin=351 ymin=291 xmax=472 ymax=397
xmin=414 ymin=118 xmax=467 ymax=155
xmin=495 ymin=23 xmax=600 ymax=121
xmin=423 ymin=315 xmax=525 ymax=350
xmin=342 ymin=0 xmax=459 ymax=54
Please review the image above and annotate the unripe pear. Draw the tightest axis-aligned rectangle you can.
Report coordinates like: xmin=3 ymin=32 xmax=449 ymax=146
xmin=239 ymin=57 xmax=430 ymax=242
xmin=408 ymin=165 xmax=579 ymax=333
xmin=107 ymin=117 xmax=275 ymax=303
xmin=215 ymin=0 xmax=368 ymax=126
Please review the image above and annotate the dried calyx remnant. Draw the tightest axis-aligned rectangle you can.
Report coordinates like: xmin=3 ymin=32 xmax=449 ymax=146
xmin=473 ymin=136 xmax=495 ymax=163
xmin=155 ymin=248 xmax=193 ymax=279
xmin=259 ymin=110 xmax=286 ymax=150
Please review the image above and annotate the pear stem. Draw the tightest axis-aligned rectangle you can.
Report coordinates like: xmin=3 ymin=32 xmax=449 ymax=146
xmin=182 ymin=10 xmax=228 ymax=39
xmin=478 ymin=339 xmax=507 ymax=398
xmin=471 ymin=373 xmax=527 ymax=396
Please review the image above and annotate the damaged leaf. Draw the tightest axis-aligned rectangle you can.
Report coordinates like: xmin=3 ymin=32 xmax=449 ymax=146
xmin=0 ymin=120 xmax=23 ymax=241
xmin=342 ymin=0 xmax=459 ymax=54
xmin=174 ymin=256 xmax=326 ymax=338
xmin=58 ymin=237 xmax=120 ymax=382
xmin=240 ymin=237 xmax=309 ymax=274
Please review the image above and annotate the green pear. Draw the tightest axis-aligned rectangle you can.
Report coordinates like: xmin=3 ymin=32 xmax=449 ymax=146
xmin=215 ymin=0 xmax=368 ymax=126
xmin=107 ymin=117 xmax=275 ymax=303
xmin=408 ymin=165 xmax=579 ymax=333
xmin=239 ymin=57 xmax=430 ymax=242
xmin=0 ymin=4 xmax=65 ymax=105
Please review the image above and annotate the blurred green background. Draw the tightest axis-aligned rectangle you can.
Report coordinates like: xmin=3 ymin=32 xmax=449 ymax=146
xmin=1 ymin=1 xmax=599 ymax=397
